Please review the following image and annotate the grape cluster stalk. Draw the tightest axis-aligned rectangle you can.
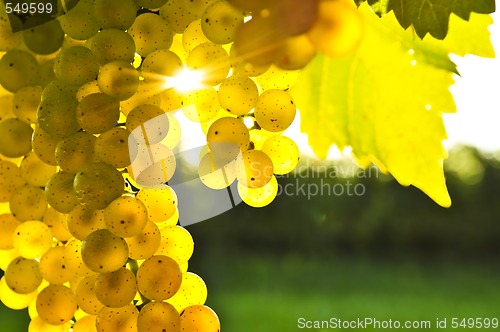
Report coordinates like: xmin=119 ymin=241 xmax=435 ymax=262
xmin=0 ymin=0 xmax=363 ymax=331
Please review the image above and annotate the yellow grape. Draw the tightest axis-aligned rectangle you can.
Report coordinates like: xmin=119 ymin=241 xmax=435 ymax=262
xmin=137 ymin=302 xmax=180 ymax=332
xmin=238 ymin=174 xmax=278 ymax=207
xmin=128 ymin=13 xmax=174 ymax=57
xmin=0 ymin=93 xmax=15 ymax=122
xmin=0 ymin=276 xmax=37 ymax=310
xmin=0 ymin=248 xmax=18 ymax=271
xmin=136 ymin=187 xmax=177 ymax=223
xmin=167 ymin=272 xmax=208 ymax=313
xmin=95 ymin=127 xmax=136 ymax=168
xmin=13 ymin=86 xmax=43 ymax=124
xmin=136 ymin=0 xmax=168 ymax=9
xmin=39 ymin=246 xmax=72 ymax=285
xmin=97 ymin=61 xmax=140 ymax=101
xmin=136 ymin=255 xmax=182 ymax=301
xmin=13 ymin=221 xmax=53 ymax=259
xmin=126 ymin=104 xmax=169 ymax=145
xmin=72 ymin=315 xmax=97 ymax=332
xmin=0 ymin=213 xmax=21 ymax=249
xmin=198 ymin=151 xmax=236 ymax=189
xmin=217 ymin=75 xmax=258 ymax=116
xmin=201 ymin=0 xmax=244 ymax=44
xmin=90 ymin=29 xmax=136 ymax=65
xmin=255 ymin=65 xmax=300 ymax=91
xmin=77 ymin=81 xmax=101 ymax=102
xmin=42 ymin=207 xmax=73 ymax=242
xmin=159 ymin=0 xmax=198 ymax=33
xmin=95 ymin=267 xmax=137 ymax=308
xmin=186 ymin=42 xmax=231 ymax=86
xmin=0 ymin=14 xmax=22 ymax=51
xmin=0 ymin=118 xmax=34 ymax=158
xmin=206 ymin=117 xmax=250 ymax=154
xmin=58 ymin=0 xmax=99 ymax=40
xmin=44 ymin=171 xmax=80 ymax=213
xmin=261 ymin=135 xmax=300 ymax=174
xmin=0 ymin=50 xmax=40 ymax=92
xmin=93 ymin=0 xmax=138 ymax=30
xmin=96 ymin=303 xmax=138 ymax=332
xmin=55 ymin=132 xmax=96 ymax=172
xmin=183 ymin=20 xmax=210 ymax=52
xmin=75 ymin=275 xmax=104 ymax=315
xmin=37 ymin=93 xmax=81 ymax=139
xmin=32 ymin=127 xmax=58 ymax=166
xmin=157 ymin=226 xmax=194 ymax=264
xmin=0 ymin=159 xmax=26 ymax=202
xmin=121 ymin=81 xmax=162 ymax=116
xmin=235 ymin=149 xmax=274 ymax=188
xmin=76 ymin=93 xmax=120 ymax=134
xmin=28 ymin=316 xmax=72 ymax=332
xmin=129 ymin=142 xmax=177 ymax=187
xmin=54 ymin=46 xmax=99 ymax=86
xmin=19 ymin=151 xmax=57 ymax=187
xmin=64 ymin=239 xmax=96 ymax=279
xmin=141 ymin=50 xmax=184 ymax=83
xmin=36 ymin=284 xmax=77 ymax=325
xmin=254 ymin=89 xmax=296 ymax=132
xmin=5 ymin=257 xmax=43 ymax=294
xmin=125 ymin=220 xmax=161 ymax=260
xmin=104 ymin=196 xmax=148 ymax=238
xmin=67 ymin=204 xmax=106 ymax=241
xmin=73 ymin=162 xmax=124 ymax=210
xmin=307 ymin=0 xmax=365 ymax=57
xmin=229 ymin=43 xmax=271 ymax=77
xmin=180 ymin=305 xmax=220 ymax=332
xmin=81 ymin=229 xmax=129 ymax=273
xmin=182 ymin=88 xmax=220 ymax=123
xmin=274 ymin=34 xmax=316 ymax=70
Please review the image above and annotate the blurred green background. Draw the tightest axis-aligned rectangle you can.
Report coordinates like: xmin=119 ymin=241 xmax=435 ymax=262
xmin=2 ymin=146 xmax=500 ymax=331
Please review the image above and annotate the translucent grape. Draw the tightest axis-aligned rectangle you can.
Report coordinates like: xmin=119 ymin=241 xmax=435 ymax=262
xmin=93 ymin=0 xmax=138 ymax=30
xmin=72 ymin=315 xmax=97 ymax=332
xmin=37 ymin=94 xmax=80 ymax=139
xmin=75 ymin=275 xmax=104 ymax=315
xmin=128 ymin=13 xmax=174 ymax=57
xmin=0 ymin=248 xmax=18 ymax=271
xmin=218 ymin=75 xmax=258 ymax=116
xmin=182 ymin=88 xmax=220 ymax=123
xmin=42 ymin=207 xmax=73 ymax=242
xmin=96 ymin=303 xmax=138 ymax=332
xmin=95 ymin=127 xmax=136 ymax=168
xmin=76 ymin=80 xmax=101 ymax=102
xmin=120 ymin=81 xmax=162 ymax=116
xmin=38 ymin=59 xmax=57 ymax=88
xmin=32 ymin=127 xmax=58 ymax=166
xmin=157 ymin=226 xmax=194 ymax=264
xmin=255 ymin=65 xmax=300 ymax=91
xmin=307 ymin=0 xmax=365 ymax=57
xmin=67 ymin=204 xmax=106 ymax=241
xmin=159 ymin=0 xmax=198 ymax=33
xmin=36 ymin=284 xmax=77 ymax=325
xmin=81 ymin=229 xmax=129 ymax=273
xmin=229 ymin=43 xmax=271 ymax=77
xmin=0 ymin=118 xmax=33 ymax=157
xmin=261 ymin=135 xmax=300 ymax=174
xmin=22 ymin=17 xmax=64 ymax=55
xmin=0 ymin=276 xmax=37 ymax=310
xmin=274 ymin=34 xmax=316 ymax=70
xmin=73 ymin=162 xmax=124 ymax=210
xmin=129 ymin=142 xmax=177 ymax=187
xmin=0 ymin=14 xmax=22 ymax=51
xmin=54 ymin=46 xmax=99 ymax=85
xmin=238 ymin=174 xmax=278 ymax=207
xmin=0 ymin=93 xmax=15 ymax=122
xmin=90 ymin=29 xmax=136 ymax=65
xmin=136 ymin=255 xmax=182 ymax=300
xmin=126 ymin=104 xmax=169 ymax=145
xmin=76 ymin=93 xmax=120 ymax=134
xmin=5 ymin=257 xmax=42 ymax=294
xmin=136 ymin=187 xmax=177 ymax=223
xmin=13 ymin=86 xmax=43 ymax=124
xmin=161 ymin=88 xmax=184 ymax=112
xmin=55 ymin=132 xmax=96 ymax=172
xmin=180 ymin=305 xmax=221 ymax=332
xmin=0 ymin=50 xmax=40 ymax=92
xmin=201 ymin=0 xmax=243 ymax=44
xmin=136 ymin=0 xmax=168 ymax=9
xmin=95 ymin=267 xmax=137 ymax=307
xmin=28 ymin=316 xmax=72 ymax=332
xmin=186 ymin=42 xmax=231 ymax=86
xmin=39 ymin=246 xmax=72 ymax=285
xmin=0 ymin=214 xmax=21 ymax=249
xmin=141 ymin=49 xmax=183 ymax=82
xmin=167 ymin=272 xmax=207 ymax=312
xmin=254 ymin=89 xmax=296 ymax=132
xmin=45 ymin=171 xmax=80 ymax=213
xmin=58 ymin=0 xmax=99 ymax=40
xmin=13 ymin=220 xmax=53 ymax=259
xmin=206 ymin=117 xmax=250 ymax=153
xmin=271 ymin=0 xmax=319 ymax=37
xmin=137 ymin=302 xmax=180 ymax=332
xmin=98 ymin=61 xmax=140 ymax=101
xmin=198 ymin=151 xmax=236 ymax=189
xmin=125 ymin=220 xmax=161 ymax=260
xmin=41 ymin=80 xmax=79 ymax=101
xmin=104 ymin=196 xmax=147 ymax=238
xmin=0 ymin=159 xmax=26 ymax=202
xmin=9 ymin=185 xmax=47 ymax=221
xmin=235 ymin=149 xmax=274 ymax=188
xmin=64 ymin=239 xmax=95 ymax=279
xmin=183 ymin=20 xmax=210 ymax=52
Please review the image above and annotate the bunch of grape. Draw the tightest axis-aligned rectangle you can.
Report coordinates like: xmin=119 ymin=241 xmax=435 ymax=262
xmin=0 ymin=0 xmax=364 ymax=331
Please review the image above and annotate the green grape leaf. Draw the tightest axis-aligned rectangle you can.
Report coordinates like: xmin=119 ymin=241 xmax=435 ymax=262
xmin=292 ymin=4 xmax=465 ymax=207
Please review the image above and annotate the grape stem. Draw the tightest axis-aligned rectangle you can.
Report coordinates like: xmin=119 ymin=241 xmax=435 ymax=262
xmin=127 ymin=258 xmax=151 ymax=308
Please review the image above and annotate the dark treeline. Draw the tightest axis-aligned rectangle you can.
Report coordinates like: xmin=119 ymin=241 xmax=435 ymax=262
xmin=189 ymin=146 xmax=500 ymax=262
